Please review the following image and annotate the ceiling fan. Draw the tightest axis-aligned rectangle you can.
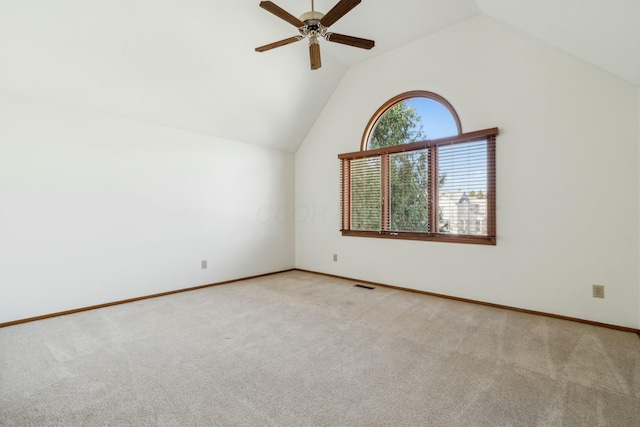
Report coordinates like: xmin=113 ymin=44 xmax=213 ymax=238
xmin=255 ymin=0 xmax=375 ymax=70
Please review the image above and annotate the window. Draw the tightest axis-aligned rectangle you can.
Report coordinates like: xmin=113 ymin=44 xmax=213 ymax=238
xmin=339 ymin=91 xmax=498 ymax=245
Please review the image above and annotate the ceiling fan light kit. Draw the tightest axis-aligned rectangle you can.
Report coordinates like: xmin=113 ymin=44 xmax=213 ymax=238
xmin=255 ymin=0 xmax=375 ymax=70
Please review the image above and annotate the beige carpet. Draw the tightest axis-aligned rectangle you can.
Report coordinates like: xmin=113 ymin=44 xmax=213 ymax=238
xmin=1 ymin=270 xmax=639 ymax=426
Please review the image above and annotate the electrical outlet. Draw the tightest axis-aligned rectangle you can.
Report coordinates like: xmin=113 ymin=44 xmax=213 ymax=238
xmin=592 ymin=284 xmax=604 ymax=298
xmin=201 ymin=260 xmax=208 ymax=269
xmin=333 ymin=254 xmax=338 ymax=262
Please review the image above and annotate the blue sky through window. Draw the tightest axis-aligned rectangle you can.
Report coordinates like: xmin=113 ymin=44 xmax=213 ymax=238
xmin=404 ymin=98 xmax=458 ymax=140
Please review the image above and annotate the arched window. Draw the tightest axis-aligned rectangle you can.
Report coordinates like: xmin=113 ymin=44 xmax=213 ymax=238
xmin=339 ymin=91 xmax=498 ymax=245
xmin=362 ymin=91 xmax=461 ymax=150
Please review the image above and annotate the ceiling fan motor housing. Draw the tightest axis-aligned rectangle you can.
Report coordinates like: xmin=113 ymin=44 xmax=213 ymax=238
xmin=299 ymin=11 xmax=327 ymax=43
xmin=300 ymin=23 xmax=326 ymax=44
xmin=299 ymin=11 xmax=324 ymax=22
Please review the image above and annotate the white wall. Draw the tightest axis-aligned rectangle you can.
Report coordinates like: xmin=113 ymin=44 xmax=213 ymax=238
xmin=0 ymin=91 xmax=294 ymax=324
xmin=295 ymin=15 xmax=640 ymax=329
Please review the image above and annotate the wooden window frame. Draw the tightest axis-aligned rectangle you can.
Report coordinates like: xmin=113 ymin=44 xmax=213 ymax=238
xmin=340 ymin=91 xmax=498 ymax=245
xmin=360 ymin=91 xmax=462 ymax=151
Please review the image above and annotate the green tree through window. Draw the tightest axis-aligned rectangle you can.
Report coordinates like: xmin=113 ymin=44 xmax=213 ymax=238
xmin=369 ymin=103 xmax=426 ymax=148
xmin=367 ymin=101 xmax=451 ymax=233
xmin=369 ymin=103 xmax=429 ymax=232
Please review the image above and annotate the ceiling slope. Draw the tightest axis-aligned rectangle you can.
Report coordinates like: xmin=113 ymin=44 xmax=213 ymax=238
xmin=0 ymin=0 xmax=479 ymax=152
xmin=1 ymin=1 xmax=637 ymax=152
xmin=476 ymin=0 xmax=640 ymax=86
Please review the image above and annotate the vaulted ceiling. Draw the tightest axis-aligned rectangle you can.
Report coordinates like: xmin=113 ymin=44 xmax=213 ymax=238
xmin=1 ymin=1 xmax=638 ymax=152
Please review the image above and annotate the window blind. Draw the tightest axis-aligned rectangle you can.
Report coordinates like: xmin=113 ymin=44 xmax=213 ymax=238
xmin=347 ymin=157 xmax=381 ymax=231
xmin=339 ymin=128 xmax=498 ymax=245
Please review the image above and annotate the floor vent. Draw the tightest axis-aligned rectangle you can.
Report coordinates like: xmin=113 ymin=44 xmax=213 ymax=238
xmin=354 ymin=284 xmax=375 ymax=290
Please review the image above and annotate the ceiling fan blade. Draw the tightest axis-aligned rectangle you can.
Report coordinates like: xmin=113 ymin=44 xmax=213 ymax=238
xmin=259 ymin=1 xmax=304 ymax=27
xmin=320 ymin=0 xmax=361 ymax=27
xmin=309 ymin=42 xmax=321 ymax=70
xmin=325 ymin=33 xmax=374 ymax=49
xmin=255 ymin=36 xmax=303 ymax=52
